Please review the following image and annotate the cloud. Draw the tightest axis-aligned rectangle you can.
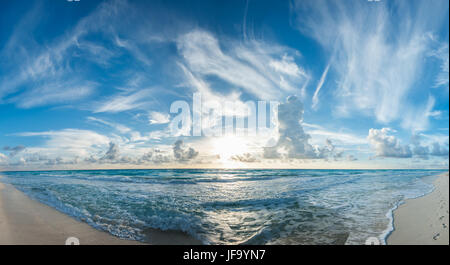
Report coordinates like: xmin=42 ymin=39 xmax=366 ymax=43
xmin=411 ymin=133 xmax=449 ymax=158
xmin=173 ymin=140 xmax=199 ymax=161
xmin=311 ymin=62 xmax=330 ymax=110
xmin=0 ymin=152 xmax=8 ymax=164
xmin=16 ymin=129 xmax=110 ymax=158
xmin=366 ymin=129 xmax=448 ymax=159
xmin=87 ymin=117 xmax=132 ymax=134
xmin=264 ymin=96 xmax=316 ymax=159
xmin=411 ymin=134 xmax=430 ymax=159
xmin=367 ymin=128 xmax=412 ymax=158
xmin=3 ymin=145 xmax=26 ymax=157
xmin=231 ymin=153 xmax=260 ymax=163
xmin=94 ymin=89 xmax=154 ymax=113
xmin=430 ymin=142 xmax=449 ymax=157
xmin=102 ymin=142 xmax=120 ymax=161
xmin=401 ymin=96 xmax=438 ymax=132
xmin=149 ymin=111 xmax=170 ymax=124
xmin=346 ymin=155 xmax=357 ymax=161
xmin=263 ymin=96 xmax=340 ymax=160
xmin=0 ymin=0 xmax=163 ymax=110
xmin=291 ymin=0 xmax=449 ymax=130
xmin=177 ymin=30 xmax=309 ymax=101
xmin=430 ymin=42 xmax=449 ymax=87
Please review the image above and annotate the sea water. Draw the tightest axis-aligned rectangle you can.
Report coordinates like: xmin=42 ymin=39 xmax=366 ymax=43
xmin=0 ymin=169 xmax=444 ymax=244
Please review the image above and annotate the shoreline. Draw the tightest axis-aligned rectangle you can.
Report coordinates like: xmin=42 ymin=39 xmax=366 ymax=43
xmin=0 ymin=181 xmax=143 ymax=245
xmin=1 ymin=171 xmax=448 ymax=245
xmin=0 ymin=180 xmax=202 ymax=245
xmin=387 ymin=172 xmax=449 ymax=245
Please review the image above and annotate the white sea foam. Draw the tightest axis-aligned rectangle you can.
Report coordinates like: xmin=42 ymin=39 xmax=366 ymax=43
xmin=0 ymin=169 xmax=443 ymax=245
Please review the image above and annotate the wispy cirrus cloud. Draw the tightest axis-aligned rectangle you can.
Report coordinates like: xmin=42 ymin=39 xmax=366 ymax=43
xmin=177 ymin=30 xmax=309 ymax=101
xmin=94 ymin=89 xmax=154 ymax=113
xmin=430 ymin=42 xmax=449 ymax=87
xmin=87 ymin=117 xmax=132 ymax=134
xmin=291 ymin=0 xmax=449 ymax=131
xmin=311 ymin=62 xmax=330 ymax=110
xmin=0 ymin=0 xmax=158 ymax=110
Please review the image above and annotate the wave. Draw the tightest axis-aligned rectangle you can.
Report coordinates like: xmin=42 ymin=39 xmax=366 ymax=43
xmin=0 ymin=169 xmax=444 ymax=244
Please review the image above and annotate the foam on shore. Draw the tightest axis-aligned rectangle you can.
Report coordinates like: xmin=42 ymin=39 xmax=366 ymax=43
xmin=387 ymin=172 xmax=449 ymax=245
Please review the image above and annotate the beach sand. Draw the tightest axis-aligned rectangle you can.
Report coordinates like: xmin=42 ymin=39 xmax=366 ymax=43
xmin=0 ymin=181 xmax=201 ymax=245
xmin=2 ymin=172 xmax=448 ymax=245
xmin=387 ymin=172 xmax=449 ymax=245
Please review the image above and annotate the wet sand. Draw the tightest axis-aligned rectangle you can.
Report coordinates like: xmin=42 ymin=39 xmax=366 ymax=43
xmin=387 ymin=172 xmax=449 ymax=245
xmin=0 ymin=180 xmax=201 ymax=245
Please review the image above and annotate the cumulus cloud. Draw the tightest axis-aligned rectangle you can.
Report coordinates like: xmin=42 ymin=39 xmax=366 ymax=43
xmin=368 ymin=129 xmax=449 ymax=159
xmin=411 ymin=134 xmax=430 ymax=159
xmin=138 ymin=149 xmax=172 ymax=164
xmin=173 ymin=140 xmax=199 ymax=161
xmin=3 ymin=145 xmax=26 ymax=157
xmin=264 ymin=96 xmax=316 ymax=159
xmin=231 ymin=153 xmax=260 ymax=163
xmin=102 ymin=142 xmax=120 ymax=161
xmin=367 ymin=128 xmax=412 ymax=158
xmin=410 ymin=133 xmax=449 ymax=158
xmin=430 ymin=142 xmax=449 ymax=157
xmin=263 ymin=96 xmax=342 ymax=160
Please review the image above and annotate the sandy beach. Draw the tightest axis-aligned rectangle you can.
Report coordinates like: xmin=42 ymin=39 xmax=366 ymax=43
xmin=388 ymin=172 xmax=449 ymax=245
xmin=0 ymin=181 xmax=143 ymax=245
xmin=1 ymin=171 xmax=448 ymax=245
xmin=0 ymin=180 xmax=201 ymax=245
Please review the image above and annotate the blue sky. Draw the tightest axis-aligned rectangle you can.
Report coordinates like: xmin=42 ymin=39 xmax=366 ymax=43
xmin=0 ymin=0 xmax=448 ymax=170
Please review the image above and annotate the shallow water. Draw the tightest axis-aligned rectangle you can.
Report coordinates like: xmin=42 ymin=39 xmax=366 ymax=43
xmin=0 ymin=169 xmax=444 ymax=244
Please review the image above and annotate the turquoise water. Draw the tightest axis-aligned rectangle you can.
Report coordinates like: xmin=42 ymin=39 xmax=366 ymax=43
xmin=0 ymin=169 xmax=444 ymax=244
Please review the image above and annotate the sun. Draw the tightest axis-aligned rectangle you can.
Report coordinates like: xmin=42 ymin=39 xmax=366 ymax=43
xmin=212 ymin=136 xmax=249 ymax=163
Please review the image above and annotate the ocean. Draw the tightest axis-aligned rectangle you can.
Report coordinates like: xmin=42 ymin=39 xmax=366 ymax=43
xmin=0 ymin=169 xmax=444 ymax=245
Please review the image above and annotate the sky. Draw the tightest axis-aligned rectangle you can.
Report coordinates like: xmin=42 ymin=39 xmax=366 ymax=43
xmin=0 ymin=0 xmax=448 ymax=170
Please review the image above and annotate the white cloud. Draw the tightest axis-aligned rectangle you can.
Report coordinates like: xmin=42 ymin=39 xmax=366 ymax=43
xmin=305 ymin=128 xmax=367 ymax=146
xmin=411 ymin=133 xmax=449 ymax=158
xmin=367 ymin=128 xmax=412 ymax=158
xmin=173 ymin=140 xmax=199 ymax=161
xmin=263 ymin=96 xmax=340 ymax=160
xmin=291 ymin=0 xmax=449 ymax=130
xmin=311 ymin=63 xmax=330 ymax=110
xmin=87 ymin=117 xmax=132 ymax=134
xmin=430 ymin=42 xmax=449 ymax=87
xmin=401 ymin=96 xmax=438 ymax=132
xmin=94 ymin=89 xmax=154 ymax=113
xmin=0 ymin=152 xmax=8 ymax=164
xmin=13 ymin=81 xmax=95 ymax=108
xmin=149 ymin=111 xmax=170 ymax=124
xmin=102 ymin=142 xmax=121 ymax=161
xmin=0 ymin=0 xmax=160 ymax=110
xmin=231 ymin=153 xmax=260 ymax=163
xmin=177 ymin=30 xmax=309 ymax=101
xmin=430 ymin=142 xmax=449 ymax=157
xmin=16 ymin=129 xmax=110 ymax=158
xmin=3 ymin=145 xmax=26 ymax=157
